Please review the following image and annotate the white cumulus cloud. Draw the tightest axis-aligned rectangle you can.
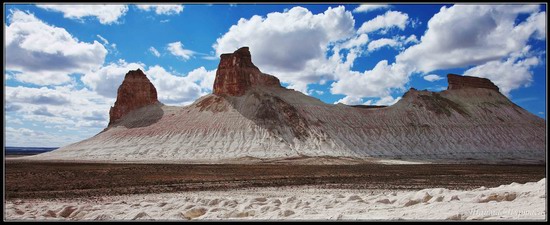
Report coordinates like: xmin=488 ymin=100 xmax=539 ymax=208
xmin=464 ymin=56 xmax=539 ymax=97
xmin=6 ymin=86 xmax=72 ymax=105
xmin=5 ymin=10 xmax=107 ymax=86
xmin=404 ymin=34 xmax=419 ymax=44
xmin=394 ymin=5 xmax=545 ymax=97
xmin=340 ymin=33 xmax=369 ymax=49
xmin=185 ymin=67 xmax=217 ymax=91
xmin=335 ymin=96 xmax=364 ymax=105
xmin=146 ymin=66 xmax=215 ymax=105
xmin=37 ymin=4 xmax=128 ymax=24
xmin=6 ymin=127 xmax=84 ymax=147
xmin=367 ymin=38 xmax=400 ymax=52
xmin=5 ymin=85 xmax=115 ymax=130
xmin=331 ymin=60 xmax=409 ymax=100
xmin=396 ymin=5 xmax=545 ymax=73
xmin=81 ymin=59 xmax=145 ymax=98
xmin=357 ymin=10 xmax=409 ymax=34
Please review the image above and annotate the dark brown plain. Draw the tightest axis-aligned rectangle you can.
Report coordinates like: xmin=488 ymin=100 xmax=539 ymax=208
xmin=5 ymin=160 xmax=544 ymax=200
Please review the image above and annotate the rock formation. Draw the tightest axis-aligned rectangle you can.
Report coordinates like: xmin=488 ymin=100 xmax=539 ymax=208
xmin=32 ymin=47 xmax=546 ymax=164
xmin=213 ymin=47 xmax=281 ymax=96
xmin=447 ymin=74 xmax=499 ymax=91
xmin=108 ymin=69 xmax=159 ymax=126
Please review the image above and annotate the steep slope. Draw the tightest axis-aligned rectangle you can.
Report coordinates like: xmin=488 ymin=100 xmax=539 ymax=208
xmin=30 ymin=47 xmax=546 ymax=164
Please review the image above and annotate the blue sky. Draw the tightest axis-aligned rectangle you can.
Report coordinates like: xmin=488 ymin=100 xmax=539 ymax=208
xmin=4 ymin=3 xmax=547 ymax=147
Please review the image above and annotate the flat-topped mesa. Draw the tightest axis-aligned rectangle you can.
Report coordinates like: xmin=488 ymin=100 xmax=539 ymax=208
xmin=108 ymin=69 xmax=159 ymax=126
xmin=447 ymin=74 xmax=499 ymax=91
xmin=213 ymin=47 xmax=281 ymax=96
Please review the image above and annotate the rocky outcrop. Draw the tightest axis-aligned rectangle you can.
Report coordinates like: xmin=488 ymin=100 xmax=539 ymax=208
xmin=108 ymin=69 xmax=159 ymax=126
xmin=34 ymin=48 xmax=545 ymax=164
xmin=213 ymin=47 xmax=281 ymax=96
xmin=447 ymin=74 xmax=499 ymax=91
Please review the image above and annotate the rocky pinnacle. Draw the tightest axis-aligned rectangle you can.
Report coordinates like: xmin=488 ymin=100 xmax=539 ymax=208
xmin=108 ymin=69 xmax=159 ymax=126
xmin=213 ymin=47 xmax=281 ymax=96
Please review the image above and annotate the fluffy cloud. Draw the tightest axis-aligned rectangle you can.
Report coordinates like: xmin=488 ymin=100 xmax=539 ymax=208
xmin=336 ymin=96 xmax=364 ymax=105
xmin=331 ymin=60 xmax=409 ymax=100
xmin=5 ymin=85 xmax=114 ymax=130
xmin=5 ymin=104 xmax=23 ymax=112
xmin=340 ymin=33 xmax=369 ymax=49
xmin=149 ymin=46 xmax=161 ymax=57
xmin=5 ymin=127 xmax=84 ymax=147
xmin=213 ymin=6 xmax=355 ymax=93
xmin=185 ymin=67 xmax=216 ymax=91
xmin=357 ymin=10 xmax=409 ymax=34
xmin=367 ymin=38 xmax=400 ymax=52
xmin=6 ymin=86 xmax=71 ymax=105
xmin=167 ymin=41 xmax=195 ymax=60
xmin=341 ymin=3 xmax=545 ymax=101
xmin=525 ymin=12 xmax=546 ymax=40
xmin=396 ymin=5 xmax=545 ymax=73
xmin=5 ymin=10 xmax=107 ymax=86
xmin=464 ymin=56 xmax=539 ymax=96
xmin=81 ymin=59 xmax=145 ymax=98
xmin=33 ymin=106 xmax=56 ymax=117
xmin=37 ymin=4 xmax=128 ymax=24
xmin=373 ymin=96 xmax=401 ymax=105
xmin=423 ymin=74 xmax=443 ymax=82
xmin=146 ymin=65 xmax=201 ymax=104
xmin=146 ymin=66 xmax=215 ymax=105
xmin=353 ymin=4 xmax=389 ymax=13
xmin=136 ymin=4 xmax=184 ymax=15
xmin=404 ymin=34 xmax=419 ymax=44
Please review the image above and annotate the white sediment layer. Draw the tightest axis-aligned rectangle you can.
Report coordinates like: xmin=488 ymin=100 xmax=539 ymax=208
xmin=28 ymin=87 xmax=546 ymax=164
xmin=5 ymin=179 xmax=546 ymax=221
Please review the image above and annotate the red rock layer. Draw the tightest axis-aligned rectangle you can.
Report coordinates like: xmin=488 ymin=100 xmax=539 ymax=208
xmin=213 ymin=47 xmax=281 ymax=96
xmin=109 ymin=69 xmax=158 ymax=125
xmin=447 ymin=74 xmax=499 ymax=91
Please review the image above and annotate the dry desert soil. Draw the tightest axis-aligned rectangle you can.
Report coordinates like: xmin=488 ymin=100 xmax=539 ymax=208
xmin=5 ymin=160 xmax=545 ymax=200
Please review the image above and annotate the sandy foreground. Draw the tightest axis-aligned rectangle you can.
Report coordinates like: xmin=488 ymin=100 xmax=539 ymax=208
xmin=5 ymin=178 xmax=546 ymax=221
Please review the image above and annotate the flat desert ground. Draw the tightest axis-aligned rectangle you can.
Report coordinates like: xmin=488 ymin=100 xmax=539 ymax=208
xmin=4 ymin=159 xmax=546 ymax=221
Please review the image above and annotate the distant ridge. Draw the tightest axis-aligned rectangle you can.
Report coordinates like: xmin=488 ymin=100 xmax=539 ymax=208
xmin=6 ymin=147 xmax=58 ymax=155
